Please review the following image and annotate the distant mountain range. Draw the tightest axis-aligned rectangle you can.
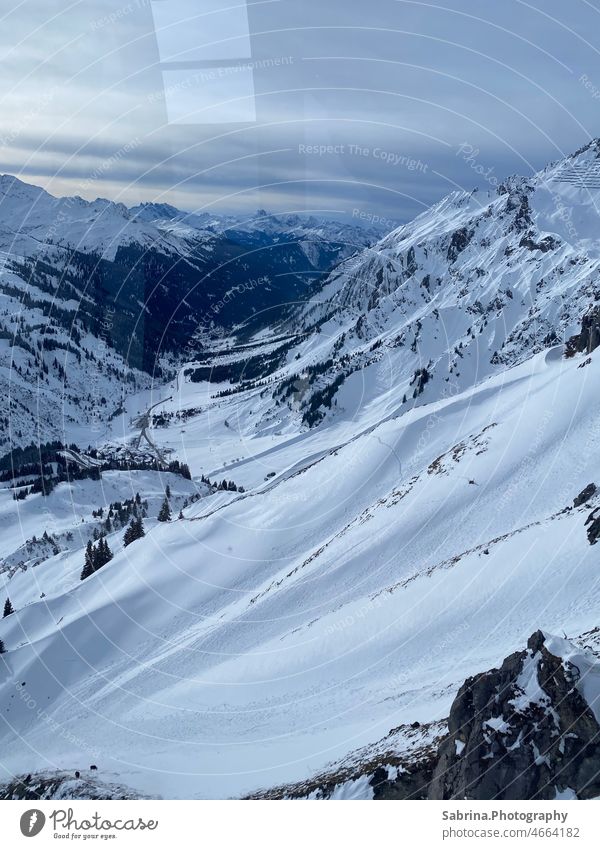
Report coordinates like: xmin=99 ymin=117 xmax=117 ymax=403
xmin=0 ymin=176 xmax=381 ymax=450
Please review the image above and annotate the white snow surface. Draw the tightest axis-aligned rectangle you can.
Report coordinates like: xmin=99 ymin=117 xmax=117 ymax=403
xmin=2 ymin=343 xmax=600 ymax=799
xmin=3 ymin=142 xmax=600 ymax=798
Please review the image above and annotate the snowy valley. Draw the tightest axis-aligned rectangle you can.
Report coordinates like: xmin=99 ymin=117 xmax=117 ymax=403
xmin=2 ymin=141 xmax=600 ymax=800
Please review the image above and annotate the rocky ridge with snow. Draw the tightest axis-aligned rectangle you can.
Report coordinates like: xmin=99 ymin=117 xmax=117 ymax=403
xmin=250 ymin=632 xmax=600 ymax=800
xmin=249 ymin=138 xmax=600 ymax=432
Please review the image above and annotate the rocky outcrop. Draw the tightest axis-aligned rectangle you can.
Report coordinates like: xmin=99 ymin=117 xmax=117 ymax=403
xmin=428 ymin=631 xmax=600 ymax=800
xmin=370 ymin=756 xmax=436 ymax=800
xmin=250 ymin=633 xmax=600 ymax=801
xmin=245 ymin=721 xmax=445 ymax=800
xmin=574 ymin=483 xmax=597 ymax=508
xmin=447 ymin=227 xmax=474 ymax=262
xmin=565 ymin=307 xmax=600 ymax=356
xmin=585 ymin=507 xmax=600 ymax=545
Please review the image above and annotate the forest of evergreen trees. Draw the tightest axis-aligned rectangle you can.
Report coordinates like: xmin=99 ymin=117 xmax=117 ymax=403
xmin=0 ymin=441 xmax=191 ymax=499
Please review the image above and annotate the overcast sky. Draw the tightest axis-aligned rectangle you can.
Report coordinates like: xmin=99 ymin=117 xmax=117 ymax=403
xmin=1 ymin=0 xmax=600 ymax=226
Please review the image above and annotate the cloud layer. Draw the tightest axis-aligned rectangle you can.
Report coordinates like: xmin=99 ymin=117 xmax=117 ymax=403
xmin=1 ymin=0 xmax=599 ymax=225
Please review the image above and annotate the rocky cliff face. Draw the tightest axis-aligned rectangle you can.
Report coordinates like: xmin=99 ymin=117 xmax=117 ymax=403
xmin=565 ymin=306 xmax=600 ymax=357
xmin=429 ymin=631 xmax=600 ymax=800
xmin=255 ymin=632 xmax=600 ymax=800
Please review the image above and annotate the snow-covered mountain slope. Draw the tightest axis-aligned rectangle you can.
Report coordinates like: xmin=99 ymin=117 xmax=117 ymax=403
xmin=0 ymin=469 xmax=200 ymax=590
xmin=0 ymin=176 xmax=380 ymax=450
xmin=2 ymin=339 xmax=600 ymax=799
xmin=3 ymin=140 xmax=600 ymax=800
xmin=0 ymin=175 xmax=379 ymax=270
xmin=0 ymin=271 xmax=149 ymax=453
xmin=0 ymin=770 xmax=156 ymax=800
xmin=243 ymin=138 xmax=600 ymax=431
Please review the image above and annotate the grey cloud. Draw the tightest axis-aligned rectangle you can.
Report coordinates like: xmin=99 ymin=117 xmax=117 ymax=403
xmin=0 ymin=0 xmax=599 ymax=227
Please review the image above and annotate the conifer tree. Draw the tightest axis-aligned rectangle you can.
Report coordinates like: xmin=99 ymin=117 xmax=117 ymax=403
xmin=165 ymin=483 xmax=171 ymax=500
xmin=102 ymin=537 xmax=113 ymax=566
xmin=124 ymin=517 xmax=145 ymax=546
xmin=81 ymin=541 xmax=95 ymax=580
xmin=95 ymin=539 xmax=104 ymax=570
xmin=0 ymin=638 xmax=5 ymax=654
xmin=94 ymin=537 xmax=113 ymax=571
xmin=3 ymin=597 xmax=14 ymax=617
xmin=123 ymin=520 xmax=135 ymax=547
xmin=158 ymin=497 xmax=171 ymax=522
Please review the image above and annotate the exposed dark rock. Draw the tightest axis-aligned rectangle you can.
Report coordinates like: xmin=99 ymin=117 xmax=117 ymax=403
xmin=574 ymin=483 xmax=596 ymax=508
xmin=447 ymin=228 xmax=473 ymax=263
xmin=565 ymin=306 xmax=600 ymax=357
xmin=519 ymin=233 xmax=559 ymax=253
xmin=404 ymin=246 xmax=418 ymax=277
xmin=508 ymin=191 xmax=533 ymax=232
xmin=248 ymin=635 xmax=600 ymax=802
xmin=370 ymin=755 xmax=437 ymax=800
xmin=428 ymin=631 xmax=600 ymax=800
xmin=585 ymin=507 xmax=600 ymax=545
xmin=543 ymin=330 xmax=559 ymax=346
